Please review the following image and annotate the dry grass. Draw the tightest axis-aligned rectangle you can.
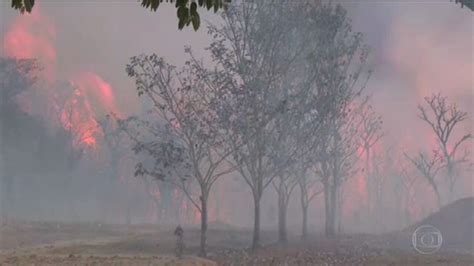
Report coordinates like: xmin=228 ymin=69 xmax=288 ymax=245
xmin=1 ymin=221 xmax=472 ymax=265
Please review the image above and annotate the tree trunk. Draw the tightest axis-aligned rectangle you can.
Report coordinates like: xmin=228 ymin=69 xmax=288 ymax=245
xmin=429 ymin=180 xmax=442 ymax=209
xmin=329 ymin=190 xmax=337 ymax=236
xmin=395 ymin=188 xmax=402 ymax=227
xmin=277 ymin=178 xmax=289 ymax=243
xmin=434 ymin=185 xmax=442 ymax=209
xmin=215 ymin=188 xmax=221 ymax=223
xmin=301 ymin=204 xmax=308 ymax=241
xmin=448 ymin=181 xmax=455 ymax=204
xmin=152 ymin=198 xmax=160 ymax=225
xmin=278 ymin=193 xmax=288 ymax=243
xmin=126 ymin=202 xmax=132 ymax=226
xmin=199 ymin=190 xmax=208 ymax=257
xmin=365 ymin=145 xmax=372 ymax=220
xmin=252 ymin=193 xmax=261 ymax=251
xmin=299 ymin=181 xmax=308 ymax=241
xmin=447 ymin=166 xmax=455 ymax=204
xmin=0 ymin=174 xmax=13 ymax=223
xmin=175 ymin=192 xmax=184 ymax=225
xmin=336 ymin=187 xmax=343 ymax=234
xmin=327 ymin=182 xmax=337 ymax=237
xmin=298 ymin=169 xmax=309 ymax=241
xmin=323 ymin=181 xmax=333 ymax=237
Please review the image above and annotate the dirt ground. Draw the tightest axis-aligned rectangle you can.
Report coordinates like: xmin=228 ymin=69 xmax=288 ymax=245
xmin=0 ymin=221 xmax=472 ymax=265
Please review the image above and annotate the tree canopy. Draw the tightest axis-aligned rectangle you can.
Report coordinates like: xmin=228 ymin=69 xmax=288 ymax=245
xmin=11 ymin=0 xmax=232 ymax=31
xmin=454 ymin=0 xmax=474 ymax=10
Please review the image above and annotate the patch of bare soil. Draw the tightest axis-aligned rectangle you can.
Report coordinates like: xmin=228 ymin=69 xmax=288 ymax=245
xmin=211 ymin=249 xmax=473 ymax=265
xmin=0 ymin=221 xmax=472 ymax=265
xmin=0 ymin=221 xmax=130 ymax=250
xmin=0 ymin=254 xmax=217 ymax=266
xmin=0 ymin=222 xmax=219 ymax=265
xmin=209 ymin=235 xmax=474 ymax=265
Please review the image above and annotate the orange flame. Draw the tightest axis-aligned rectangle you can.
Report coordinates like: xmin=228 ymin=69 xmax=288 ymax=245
xmin=2 ymin=4 xmax=118 ymax=148
xmin=3 ymin=5 xmax=56 ymax=82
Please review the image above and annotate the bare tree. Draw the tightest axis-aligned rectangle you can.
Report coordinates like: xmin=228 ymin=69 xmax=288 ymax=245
xmin=263 ymin=1 xmax=366 ymax=244
xmin=269 ymin=117 xmax=299 ymax=244
xmin=370 ymin=147 xmax=392 ymax=233
xmin=290 ymin=106 xmax=330 ymax=240
xmin=271 ymin=174 xmax=298 ymax=243
xmin=358 ymin=99 xmax=384 ymax=219
xmin=206 ymin=0 xmax=371 ymax=247
xmin=418 ymin=93 xmax=472 ymax=203
xmin=321 ymin=105 xmax=362 ymax=236
xmin=97 ymin=116 xmax=133 ymax=224
xmin=268 ymin=85 xmax=324 ymax=243
xmin=123 ymin=54 xmax=234 ymax=257
xmin=395 ymin=163 xmax=418 ymax=227
xmin=205 ymin=1 xmax=318 ymax=250
xmin=98 ymin=115 xmax=124 ymax=183
xmin=405 ymin=151 xmax=443 ymax=208
xmin=297 ymin=166 xmax=323 ymax=240
xmin=310 ymin=35 xmax=370 ymax=237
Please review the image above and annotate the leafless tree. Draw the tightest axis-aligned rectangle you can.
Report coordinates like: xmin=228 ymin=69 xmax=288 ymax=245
xmin=268 ymin=84 xmax=326 ymax=243
xmin=271 ymin=173 xmax=298 ymax=243
xmin=123 ymin=54 xmax=235 ymax=257
xmin=311 ymin=42 xmax=370 ymax=237
xmin=268 ymin=103 xmax=298 ymax=243
xmin=418 ymin=93 xmax=472 ymax=203
xmin=205 ymin=1 xmax=321 ymax=250
xmin=293 ymin=2 xmax=370 ymax=239
xmin=322 ymin=105 xmax=363 ymax=236
xmin=370 ymin=147 xmax=392 ymax=232
xmin=405 ymin=151 xmax=443 ymax=208
xmin=358 ymin=98 xmax=384 ymax=219
xmin=396 ymin=163 xmax=418 ymax=226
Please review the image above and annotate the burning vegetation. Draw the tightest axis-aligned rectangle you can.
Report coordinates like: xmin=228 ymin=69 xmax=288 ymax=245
xmin=0 ymin=0 xmax=472 ymax=265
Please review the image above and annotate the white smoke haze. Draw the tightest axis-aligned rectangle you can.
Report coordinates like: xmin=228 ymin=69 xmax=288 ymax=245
xmin=0 ymin=1 xmax=472 ymax=264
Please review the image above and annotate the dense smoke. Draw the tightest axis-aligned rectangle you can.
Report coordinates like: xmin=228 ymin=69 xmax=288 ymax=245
xmin=0 ymin=0 xmax=472 ymax=236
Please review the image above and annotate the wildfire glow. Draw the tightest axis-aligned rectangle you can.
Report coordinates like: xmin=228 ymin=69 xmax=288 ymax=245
xmin=2 ymin=4 xmax=118 ymax=148
xmin=70 ymin=72 xmax=118 ymax=115
xmin=60 ymin=86 xmax=102 ymax=147
xmin=3 ymin=6 xmax=56 ymax=82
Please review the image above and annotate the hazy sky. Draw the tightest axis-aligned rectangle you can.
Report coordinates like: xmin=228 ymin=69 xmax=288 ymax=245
xmin=345 ymin=1 xmax=472 ymax=150
xmin=1 ymin=1 xmax=472 ymax=153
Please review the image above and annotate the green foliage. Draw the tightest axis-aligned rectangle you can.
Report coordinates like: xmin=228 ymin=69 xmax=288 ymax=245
xmin=455 ymin=0 xmax=474 ymax=11
xmin=142 ymin=0 xmax=229 ymax=30
xmin=12 ymin=0 xmax=473 ymax=31
xmin=11 ymin=0 xmax=35 ymax=13
xmin=11 ymin=0 xmax=230 ymax=31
